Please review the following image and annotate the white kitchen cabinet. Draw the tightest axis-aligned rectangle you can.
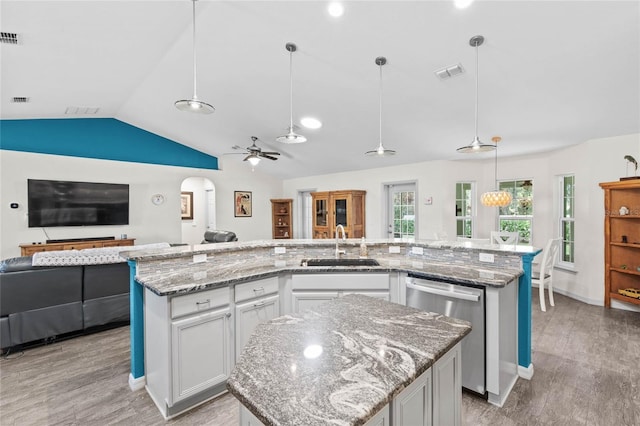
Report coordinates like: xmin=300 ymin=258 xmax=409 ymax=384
xmin=291 ymin=273 xmax=390 ymax=313
xmin=235 ymin=294 xmax=279 ymax=361
xmin=144 ymin=286 xmax=233 ymax=419
xmin=392 ymin=366 xmax=432 ymax=426
xmin=432 ymin=342 xmax=462 ymax=426
xmin=365 ymin=403 xmax=389 ymax=426
xmin=292 ymin=291 xmax=340 ymax=312
xmin=171 ymin=306 xmax=232 ymax=403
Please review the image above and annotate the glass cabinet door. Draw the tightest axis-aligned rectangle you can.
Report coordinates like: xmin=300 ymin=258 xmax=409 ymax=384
xmin=334 ymin=198 xmax=347 ymax=227
xmin=315 ymin=199 xmax=327 ymax=227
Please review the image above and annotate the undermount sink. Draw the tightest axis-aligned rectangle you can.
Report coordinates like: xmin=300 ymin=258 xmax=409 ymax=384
xmin=300 ymin=258 xmax=380 ymax=267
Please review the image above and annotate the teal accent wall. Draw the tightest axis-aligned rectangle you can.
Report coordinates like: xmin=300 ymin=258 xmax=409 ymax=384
xmin=0 ymin=118 xmax=218 ymax=170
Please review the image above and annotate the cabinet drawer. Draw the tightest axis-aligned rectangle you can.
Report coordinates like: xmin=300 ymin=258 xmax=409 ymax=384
xmin=63 ymin=242 xmax=100 ymax=250
xmin=171 ymin=287 xmax=230 ymax=319
xmin=235 ymin=277 xmax=279 ymax=303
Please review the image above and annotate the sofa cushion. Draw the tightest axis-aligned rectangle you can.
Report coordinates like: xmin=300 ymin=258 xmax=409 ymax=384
xmin=0 ymin=256 xmax=34 ymax=273
xmin=0 ymin=266 xmax=83 ymax=316
xmin=83 ymin=263 xmax=130 ymax=300
xmin=202 ymin=230 xmax=238 ymax=243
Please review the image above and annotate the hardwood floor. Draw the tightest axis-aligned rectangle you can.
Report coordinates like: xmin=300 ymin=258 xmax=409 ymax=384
xmin=1 ymin=293 xmax=638 ymax=425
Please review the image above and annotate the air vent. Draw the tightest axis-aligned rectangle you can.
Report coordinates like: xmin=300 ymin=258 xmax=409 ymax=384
xmin=434 ymin=63 xmax=465 ymax=80
xmin=1 ymin=32 xmax=19 ymax=45
xmin=11 ymin=97 xmax=29 ymax=103
xmin=65 ymin=106 xmax=100 ymax=115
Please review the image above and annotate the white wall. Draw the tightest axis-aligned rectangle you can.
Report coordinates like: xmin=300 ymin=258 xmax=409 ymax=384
xmin=0 ymin=151 xmax=283 ymax=259
xmin=180 ymin=177 xmax=214 ymax=245
xmin=283 ymin=133 xmax=640 ymax=309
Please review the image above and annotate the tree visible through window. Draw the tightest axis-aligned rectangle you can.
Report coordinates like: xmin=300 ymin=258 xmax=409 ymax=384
xmin=498 ymin=180 xmax=533 ymax=244
xmin=456 ymin=182 xmax=473 ymax=238
xmin=560 ymin=175 xmax=575 ymax=264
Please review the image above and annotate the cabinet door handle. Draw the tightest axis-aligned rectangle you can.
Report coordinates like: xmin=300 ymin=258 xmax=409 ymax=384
xmin=195 ymin=299 xmax=210 ymax=306
xmin=225 ymin=312 xmax=232 ymax=318
xmin=252 ymin=287 xmax=265 ymax=293
xmin=253 ymin=301 xmax=266 ymax=307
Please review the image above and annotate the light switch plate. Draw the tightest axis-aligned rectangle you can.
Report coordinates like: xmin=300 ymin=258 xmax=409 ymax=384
xmin=411 ymin=246 xmax=424 ymax=255
xmin=479 ymin=253 xmax=494 ymax=263
xmin=274 ymin=247 xmax=286 ymax=254
xmin=388 ymin=246 xmax=401 ymax=254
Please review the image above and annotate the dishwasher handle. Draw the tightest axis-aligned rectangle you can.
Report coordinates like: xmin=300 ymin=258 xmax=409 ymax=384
xmin=406 ymin=279 xmax=480 ymax=302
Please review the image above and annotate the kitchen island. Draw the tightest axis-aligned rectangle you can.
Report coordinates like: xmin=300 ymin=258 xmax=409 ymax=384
xmin=227 ymin=294 xmax=471 ymax=426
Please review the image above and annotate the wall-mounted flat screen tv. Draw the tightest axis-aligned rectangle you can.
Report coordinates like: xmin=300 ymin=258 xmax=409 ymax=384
xmin=28 ymin=179 xmax=129 ymax=227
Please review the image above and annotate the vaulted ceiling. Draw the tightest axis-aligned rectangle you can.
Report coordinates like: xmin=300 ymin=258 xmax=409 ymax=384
xmin=2 ymin=1 xmax=639 ymax=179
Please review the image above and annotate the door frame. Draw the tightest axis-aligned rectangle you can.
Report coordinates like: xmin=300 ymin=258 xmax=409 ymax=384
xmin=382 ymin=180 xmax=418 ymax=240
xmin=295 ymin=188 xmax=317 ymax=240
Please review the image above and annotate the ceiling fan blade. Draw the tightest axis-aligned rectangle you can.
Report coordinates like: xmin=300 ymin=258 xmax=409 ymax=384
xmin=261 ymin=151 xmax=281 ymax=156
xmin=261 ymin=154 xmax=279 ymax=161
xmin=242 ymin=155 xmax=252 ymax=162
xmin=231 ymin=145 xmax=244 ymax=150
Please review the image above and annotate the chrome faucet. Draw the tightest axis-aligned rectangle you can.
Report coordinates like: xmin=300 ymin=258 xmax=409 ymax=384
xmin=335 ymin=224 xmax=346 ymax=258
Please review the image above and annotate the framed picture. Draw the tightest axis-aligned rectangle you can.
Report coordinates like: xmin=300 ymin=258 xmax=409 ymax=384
xmin=181 ymin=191 xmax=194 ymax=220
xmin=234 ymin=191 xmax=252 ymax=217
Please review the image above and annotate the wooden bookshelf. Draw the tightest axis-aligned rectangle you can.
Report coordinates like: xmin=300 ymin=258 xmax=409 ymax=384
xmin=271 ymin=199 xmax=293 ymax=239
xmin=599 ymin=180 xmax=640 ymax=307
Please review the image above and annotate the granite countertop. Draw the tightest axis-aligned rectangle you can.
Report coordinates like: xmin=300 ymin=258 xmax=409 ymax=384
xmin=135 ymin=255 xmax=522 ymax=296
xmin=227 ymin=294 xmax=472 ymax=426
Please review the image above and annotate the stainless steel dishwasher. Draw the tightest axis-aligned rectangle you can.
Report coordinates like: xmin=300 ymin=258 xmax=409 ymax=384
xmin=405 ymin=275 xmax=486 ymax=397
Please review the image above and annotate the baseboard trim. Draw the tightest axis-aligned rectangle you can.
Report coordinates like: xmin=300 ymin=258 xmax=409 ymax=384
xmin=518 ymin=363 xmax=534 ymax=380
xmin=129 ymin=373 xmax=146 ymax=391
xmin=531 ymin=284 xmax=603 ymax=307
xmin=487 ymin=373 xmax=518 ymax=407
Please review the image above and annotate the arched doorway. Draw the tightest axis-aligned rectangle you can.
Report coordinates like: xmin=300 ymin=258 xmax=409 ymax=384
xmin=180 ymin=177 xmax=216 ymax=245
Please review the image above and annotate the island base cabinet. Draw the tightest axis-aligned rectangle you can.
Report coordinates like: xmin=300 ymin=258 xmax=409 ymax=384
xmin=171 ymin=308 xmax=232 ymax=402
xmin=235 ymin=294 xmax=280 ymax=362
xmin=432 ymin=342 xmax=462 ymax=426
xmin=145 ymin=287 xmax=233 ymax=419
xmin=392 ymin=366 xmax=432 ymax=426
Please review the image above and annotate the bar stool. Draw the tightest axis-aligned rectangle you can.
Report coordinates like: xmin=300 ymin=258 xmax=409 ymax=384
xmin=532 ymin=238 xmax=561 ymax=312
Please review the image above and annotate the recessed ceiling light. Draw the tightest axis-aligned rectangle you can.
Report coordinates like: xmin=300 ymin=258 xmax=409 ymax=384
xmin=300 ymin=117 xmax=322 ymax=129
xmin=328 ymin=2 xmax=344 ymax=17
xmin=454 ymin=0 xmax=474 ymax=9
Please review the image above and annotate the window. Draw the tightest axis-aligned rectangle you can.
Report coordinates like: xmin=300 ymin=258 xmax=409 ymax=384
xmin=559 ymin=175 xmax=575 ymax=265
xmin=391 ymin=185 xmax=416 ymax=240
xmin=455 ymin=182 xmax=474 ymax=238
xmin=498 ymin=180 xmax=533 ymax=244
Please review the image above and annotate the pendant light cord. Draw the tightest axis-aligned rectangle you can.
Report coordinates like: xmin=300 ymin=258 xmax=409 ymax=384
xmin=379 ymin=62 xmax=383 ymax=148
xmin=494 ymin=142 xmax=498 ymax=190
xmin=191 ymin=0 xmax=198 ymax=99
xmin=474 ymin=41 xmax=479 ymax=139
xmin=288 ymin=49 xmax=294 ymax=130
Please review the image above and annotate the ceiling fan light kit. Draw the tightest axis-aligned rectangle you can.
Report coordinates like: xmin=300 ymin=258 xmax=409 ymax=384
xmin=235 ymin=136 xmax=281 ymax=170
xmin=276 ymin=43 xmax=307 ymax=144
xmin=175 ymin=0 xmax=214 ymax=114
xmin=457 ymin=35 xmax=495 ymax=153
xmin=365 ymin=56 xmax=396 ymax=157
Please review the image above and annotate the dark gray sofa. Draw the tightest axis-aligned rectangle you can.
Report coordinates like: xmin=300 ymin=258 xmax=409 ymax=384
xmin=0 ymin=256 xmax=129 ymax=352
xmin=201 ymin=230 xmax=238 ymax=243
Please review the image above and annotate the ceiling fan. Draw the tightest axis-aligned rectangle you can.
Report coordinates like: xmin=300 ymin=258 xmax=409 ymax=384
xmin=231 ymin=136 xmax=281 ymax=169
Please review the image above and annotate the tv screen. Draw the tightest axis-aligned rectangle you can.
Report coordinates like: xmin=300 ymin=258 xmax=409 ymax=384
xmin=28 ymin=179 xmax=129 ymax=227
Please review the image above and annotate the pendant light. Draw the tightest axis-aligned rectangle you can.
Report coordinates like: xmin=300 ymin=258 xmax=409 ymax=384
xmin=457 ymin=35 xmax=494 ymax=153
xmin=175 ymin=0 xmax=214 ymax=114
xmin=276 ymin=43 xmax=307 ymax=144
xmin=365 ymin=56 xmax=396 ymax=157
xmin=481 ymin=136 xmax=513 ymax=207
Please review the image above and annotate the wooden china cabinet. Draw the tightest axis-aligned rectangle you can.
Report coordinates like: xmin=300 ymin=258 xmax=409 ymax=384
xmin=271 ymin=199 xmax=293 ymax=239
xmin=599 ymin=180 xmax=640 ymax=307
xmin=311 ymin=190 xmax=365 ymax=239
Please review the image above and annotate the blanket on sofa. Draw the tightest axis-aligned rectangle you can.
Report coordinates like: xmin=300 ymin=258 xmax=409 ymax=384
xmin=32 ymin=242 xmax=171 ymax=267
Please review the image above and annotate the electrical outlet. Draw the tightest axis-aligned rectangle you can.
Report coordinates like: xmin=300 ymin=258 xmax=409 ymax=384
xmin=411 ymin=246 xmax=424 ymax=255
xmin=388 ymin=246 xmax=401 ymax=254
xmin=274 ymin=246 xmax=286 ymax=254
xmin=479 ymin=253 xmax=494 ymax=263
xmin=192 ymin=253 xmax=207 ymax=263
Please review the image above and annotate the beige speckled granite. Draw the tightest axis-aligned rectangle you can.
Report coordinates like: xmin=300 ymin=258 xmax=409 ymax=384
xmin=227 ymin=294 xmax=471 ymax=426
